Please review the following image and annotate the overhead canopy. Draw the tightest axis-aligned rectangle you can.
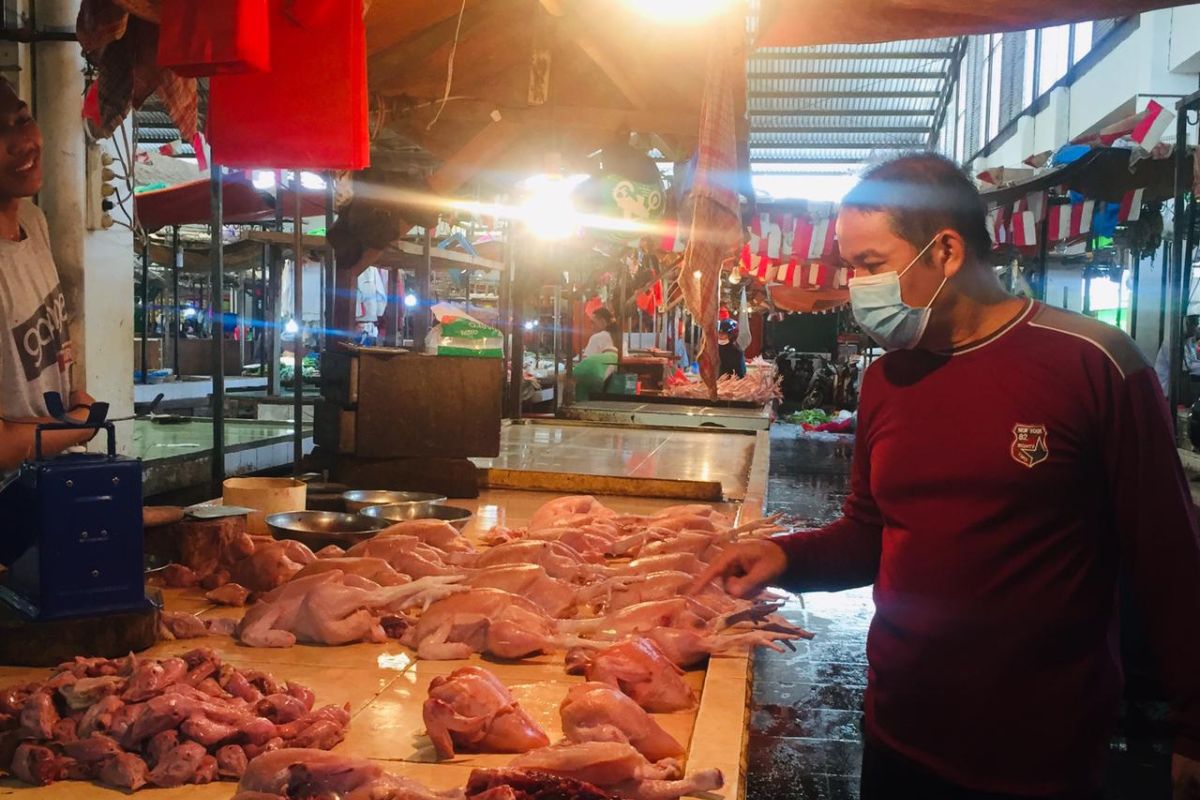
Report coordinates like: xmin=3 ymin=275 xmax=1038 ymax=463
xmin=756 ymin=0 xmax=1196 ymax=46
xmin=135 ymin=180 xmax=330 ymax=233
xmin=979 ymin=147 xmax=1189 ymax=206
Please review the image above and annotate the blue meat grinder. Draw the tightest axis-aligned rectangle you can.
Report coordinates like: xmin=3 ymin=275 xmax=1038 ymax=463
xmin=0 ymin=392 xmax=152 ymax=621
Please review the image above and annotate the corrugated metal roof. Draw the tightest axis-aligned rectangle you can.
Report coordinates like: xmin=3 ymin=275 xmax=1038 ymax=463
xmin=746 ymin=37 xmax=965 ymax=182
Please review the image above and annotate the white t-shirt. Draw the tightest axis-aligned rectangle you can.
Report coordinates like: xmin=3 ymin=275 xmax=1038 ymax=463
xmin=0 ymin=201 xmax=71 ymax=419
xmin=583 ymin=330 xmax=617 ymax=358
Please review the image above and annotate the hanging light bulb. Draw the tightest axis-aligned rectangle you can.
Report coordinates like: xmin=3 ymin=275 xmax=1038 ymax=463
xmin=692 ymin=270 xmax=703 ymax=279
xmin=729 ymin=265 xmax=742 ymax=285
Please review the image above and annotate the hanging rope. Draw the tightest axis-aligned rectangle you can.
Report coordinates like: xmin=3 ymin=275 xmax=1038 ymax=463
xmin=427 ymin=0 xmax=468 ymax=131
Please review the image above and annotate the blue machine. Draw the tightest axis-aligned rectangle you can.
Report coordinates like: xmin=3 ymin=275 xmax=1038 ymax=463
xmin=0 ymin=394 xmax=152 ymax=621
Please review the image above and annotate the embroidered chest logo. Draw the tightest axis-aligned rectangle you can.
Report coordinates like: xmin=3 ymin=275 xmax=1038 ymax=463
xmin=1011 ymin=423 xmax=1050 ymax=468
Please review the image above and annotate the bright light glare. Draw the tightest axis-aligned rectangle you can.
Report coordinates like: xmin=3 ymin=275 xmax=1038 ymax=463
xmin=729 ymin=266 xmax=742 ymax=285
xmin=300 ymin=172 xmax=327 ymax=191
xmin=524 ymin=321 xmax=535 ymax=331
xmin=181 ymin=307 xmax=197 ymax=318
xmin=284 ymin=319 xmax=300 ymax=335
xmin=518 ymin=173 xmax=589 ymax=241
xmin=404 ymin=294 xmax=418 ymax=308
xmin=252 ymin=171 xmax=275 ymax=190
xmin=752 ymin=173 xmax=861 ymax=204
xmin=629 ymin=0 xmax=732 ymax=23
xmin=693 ymin=270 xmax=703 ymax=279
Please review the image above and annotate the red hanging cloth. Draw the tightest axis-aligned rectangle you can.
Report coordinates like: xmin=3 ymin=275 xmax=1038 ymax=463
xmin=207 ymin=0 xmax=369 ymax=170
xmin=157 ymin=0 xmax=271 ymax=77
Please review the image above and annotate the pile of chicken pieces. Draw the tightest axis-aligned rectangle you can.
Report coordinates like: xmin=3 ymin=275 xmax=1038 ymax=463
xmin=0 ymin=649 xmax=347 ymax=792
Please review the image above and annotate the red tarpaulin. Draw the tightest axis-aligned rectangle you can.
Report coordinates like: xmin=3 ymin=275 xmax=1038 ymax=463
xmin=135 ymin=180 xmax=328 ymax=232
xmin=756 ymin=0 xmax=1195 ymax=46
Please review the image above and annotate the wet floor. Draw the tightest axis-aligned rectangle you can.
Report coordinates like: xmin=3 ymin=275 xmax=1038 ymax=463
xmin=751 ymin=425 xmax=1172 ymax=800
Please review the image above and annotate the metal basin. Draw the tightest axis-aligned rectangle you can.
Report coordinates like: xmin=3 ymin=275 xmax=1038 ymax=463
xmin=266 ymin=511 xmax=388 ymax=551
xmin=342 ymin=490 xmax=447 ymax=514
xmin=360 ymin=503 xmax=473 ymax=531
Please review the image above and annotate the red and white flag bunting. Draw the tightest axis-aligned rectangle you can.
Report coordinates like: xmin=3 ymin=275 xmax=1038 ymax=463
xmin=1046 ymin=200 xmax=1095 ymax=242
xmin=1131 ymin=100 xmax=1175 ymax=152
xmin=987 ymin=206 xmax=1009 ymax=249
xmin=1118 ymin=188 xmax=1145 ymax=223
xmin=1012 ymin=209 xmax=1038 ymax=247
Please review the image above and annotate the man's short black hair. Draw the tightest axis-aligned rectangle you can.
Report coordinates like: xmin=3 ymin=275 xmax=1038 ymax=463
xmin=842 ymin=152 xmax=993 ymax=263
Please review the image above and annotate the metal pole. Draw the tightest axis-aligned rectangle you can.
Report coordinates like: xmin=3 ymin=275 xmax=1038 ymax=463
xmin=508 ymin=233 xmax=525 ymax=420
xmin=1160 ymin=241 xmax=1171 ymax=346
xmin=617 ymin=269 xmax=626 ymax=361
xmin=415 ymin=228 xmax=433 ymax=351
xmin=292 ymin=172 xmax=305 ymax=472
xmin=210 ymin=163 xmax=226 ymax=497
xmin=1036 ymin=208 xmax=1052 ymax=301
xmin=1129 ymin=248 xmax=1140 ymax=339
xmin=324 ymin=171 xmax=336 ymax=342
xmin=270 ymin=169 xmax=284 ymax=395
xmin=140 ymin=239 xmax=150 ymax=384
xmin=553 ymin=279 xmax=561 ymax=414
xmin=172 ymin=227 xmax=181 ymax=377
xmin=1168 ymin=105 xmax=1191 ymax=420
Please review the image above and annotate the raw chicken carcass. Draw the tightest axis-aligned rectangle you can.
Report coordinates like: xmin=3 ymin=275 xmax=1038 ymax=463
xmin=527 ymin=496 xmax=615 ymax=531
xmin=236 ymin=571 xmax=465 ymax=648
xmin=472 ymin=540 xmax=611 ymax=583
xmin=560 ymin=683 xmax=683 ymax=762
xmin=345 ymin=535 xmax=460 ymax=578
xmin=293 ymin=557 xmax=412 ymax=586
xmin=509 ymin=743 xmax=723 ymax=800
xmin=232 ymin=748 xmax=462 ymax=800
xmin=569 ymin=639 xmax=696 ymax=713
xmin=467 ymin=565 xmax=578 ymax=618
xmin=401 ymin=588 xmax=593 ymax=661
xmin=581 ymin=571 xmax=743 ymax=615
xmin=229 ymin=540 xmax=317 ymax=593
xmin=615 ymin=553 xmax=709 ymax=578
xmin=377 ymin=519 xmax=475 ymax=554
xmin=423 ymin=667 xmax=549 ymax=759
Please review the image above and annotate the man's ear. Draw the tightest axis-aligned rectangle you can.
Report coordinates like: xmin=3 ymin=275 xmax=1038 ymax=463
xmin=934 ymin=229 xmax=968 ymax=279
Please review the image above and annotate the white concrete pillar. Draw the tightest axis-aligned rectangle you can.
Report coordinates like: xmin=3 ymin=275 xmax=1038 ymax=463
xmin=34 ymin=0 xmax=135 ymax=450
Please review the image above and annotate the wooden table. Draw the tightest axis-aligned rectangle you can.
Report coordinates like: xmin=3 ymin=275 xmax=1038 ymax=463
xmin=0 ymin=443 xmax=771 ymax=799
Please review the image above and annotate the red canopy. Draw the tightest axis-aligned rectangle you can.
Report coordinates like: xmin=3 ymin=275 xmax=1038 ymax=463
xmin=756 ymin=0 xmax=1194 ymax=46
xmin=135 ymin=180 xmax=329 ymax=232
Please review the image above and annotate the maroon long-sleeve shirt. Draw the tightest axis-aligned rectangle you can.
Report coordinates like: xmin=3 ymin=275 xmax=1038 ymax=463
xmin=775 ymin=300 xmax=1200 ymax=795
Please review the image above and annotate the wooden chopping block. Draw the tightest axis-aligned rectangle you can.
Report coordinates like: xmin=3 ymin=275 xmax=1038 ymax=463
xmin=0 ymin=602 xmax=159 ymax=667
xmin=145 ymin=515 xmax=251 ymax=575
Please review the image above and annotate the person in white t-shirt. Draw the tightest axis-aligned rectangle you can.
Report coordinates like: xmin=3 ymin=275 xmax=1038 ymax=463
xmin=582 ymin=306 xmax=619 ymax=358
xmin=0 ymin=78 xmax=95 ymax=469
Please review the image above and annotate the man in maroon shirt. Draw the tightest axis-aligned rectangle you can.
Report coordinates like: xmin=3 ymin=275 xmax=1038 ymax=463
xmin=695 ymin=154 xmax=1200 ymax=799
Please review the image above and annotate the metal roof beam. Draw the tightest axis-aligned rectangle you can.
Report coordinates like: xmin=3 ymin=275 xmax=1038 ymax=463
xmin=750 ymin=50 xmax=954 ymax=61
xmin=659 ymin=157 xmax=867 ymax=165
xmin=751 ymin=126 xmax=933 ymax=135
xmin=746 ymin=157 xmax=874 ymax=164
xmin=749 ymin=109 xmax=935 ymax=117
xmin=748 ymin=71 xmax=945 ymax=80
xmin=751 ymin=144 xmax=924 ymax=152
xmin=749 ymin=90 xmax=941 ymax=99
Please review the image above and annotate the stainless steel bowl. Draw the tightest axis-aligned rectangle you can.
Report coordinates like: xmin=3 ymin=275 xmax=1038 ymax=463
xmin=265 ymin=511 xmax=388 ymax=551
xmin=341 ymin=490 xmax=447 ymax=514
xmin=360 ymin=503 xmax=473 ymax=531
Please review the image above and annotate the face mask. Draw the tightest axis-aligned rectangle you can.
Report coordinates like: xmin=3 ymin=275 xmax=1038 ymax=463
xmin=848 ymin=237 xmax=949 ymax=351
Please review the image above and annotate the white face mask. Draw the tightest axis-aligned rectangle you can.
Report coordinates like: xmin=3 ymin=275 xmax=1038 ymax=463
xmin=847 ymin=237 xmax=948 ymax=351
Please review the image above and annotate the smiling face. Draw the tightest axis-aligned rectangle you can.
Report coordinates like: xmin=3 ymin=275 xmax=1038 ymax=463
xmin=0 ymin=80 xmax=42 ymax=200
